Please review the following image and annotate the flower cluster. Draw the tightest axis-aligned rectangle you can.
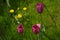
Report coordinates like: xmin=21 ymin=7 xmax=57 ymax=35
xmin=9 ymin=2 xmax=44 ymax=34
xmin=9 ymin=7 xmax=27 ymax=19
xmin=17 ymin=24 xmax=41 ymax=34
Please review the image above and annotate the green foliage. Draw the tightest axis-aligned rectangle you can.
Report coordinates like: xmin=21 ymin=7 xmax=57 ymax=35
xmin=0 ymin=0 xmax=60 ymax=40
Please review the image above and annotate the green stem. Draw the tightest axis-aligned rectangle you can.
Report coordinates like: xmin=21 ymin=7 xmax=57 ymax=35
xmin=38 ymin=13 xmax=43 ymax=40
xmin=38 ymin=32 xmax=42 ymax=40
xmin=6 ymin=0 xmax=10 ymax=7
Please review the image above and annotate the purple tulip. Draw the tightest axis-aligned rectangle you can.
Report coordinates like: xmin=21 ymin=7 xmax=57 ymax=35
xmin=17 ymin=24 xmax=24 ymax=34
xmin=36 ymin=2 xmax=44 ymax=13
xmin=32 ymin=24 xmax=41 ymax=34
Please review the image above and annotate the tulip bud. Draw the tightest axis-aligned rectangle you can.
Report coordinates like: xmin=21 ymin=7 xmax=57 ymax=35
xmin=36 ymin=2 xmax=44 ymax=13
xmin=32 ymin=24 xmax=41 ymax=34
xmin=17 ymin=24 xmax=24 ymax=34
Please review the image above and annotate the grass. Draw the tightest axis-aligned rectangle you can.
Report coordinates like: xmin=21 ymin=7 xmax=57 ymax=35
xmin=0 ymin=0 xmax=60 ymax=40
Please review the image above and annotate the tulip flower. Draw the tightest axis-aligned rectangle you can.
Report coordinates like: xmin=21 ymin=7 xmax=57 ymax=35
xmin=36 ymin=2 xmax=44 ymax=13
xmin=17 ymin=24 xmax=24 ymax=34
xmin=32 ymin=24 xmax=41 ymax=34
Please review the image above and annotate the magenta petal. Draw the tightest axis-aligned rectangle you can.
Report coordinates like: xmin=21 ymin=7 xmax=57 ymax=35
xmin=32 ymin=24 xmax=41 ymax=34
xmin=37 ymin=24 xmax=41 ymax=28
xmin=36 ymin=2 xmax=44 ymax=13
xmin=17 ymin=24 xmax=24 ymax=34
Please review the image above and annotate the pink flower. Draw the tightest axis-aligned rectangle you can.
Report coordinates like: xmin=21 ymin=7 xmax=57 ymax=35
xmin=17 ymin=24 xmax=24 ymax=34
xmin=36 ymin=2 xmax=44 ymax=13
xmin=32 ymin=24 xmax=41 ymax=34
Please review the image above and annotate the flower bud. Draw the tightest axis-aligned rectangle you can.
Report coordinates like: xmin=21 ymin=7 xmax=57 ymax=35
xmin=36 ymin=2 xmax=44 ymax=13
xmin=17 ymin=24 xmax=24 ymax=34
xmin=32 ymin=24 xmax=41 ymax=34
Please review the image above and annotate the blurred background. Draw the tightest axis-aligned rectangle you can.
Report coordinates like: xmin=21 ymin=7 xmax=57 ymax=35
xmin=0 ymin=0 xmax=60 ymax=40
